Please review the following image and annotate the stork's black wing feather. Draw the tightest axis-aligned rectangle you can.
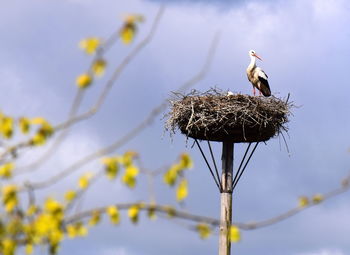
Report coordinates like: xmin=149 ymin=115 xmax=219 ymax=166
xmin=258 ymin=75 xmax=271 ymax=97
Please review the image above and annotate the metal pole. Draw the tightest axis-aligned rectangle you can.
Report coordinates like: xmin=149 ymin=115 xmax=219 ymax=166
xmin=219 ymin=140 xmax=234 ymax=255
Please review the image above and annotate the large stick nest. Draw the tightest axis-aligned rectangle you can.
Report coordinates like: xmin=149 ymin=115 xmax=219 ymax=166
xmin=166 ymin=89 xmax=293 ymax=143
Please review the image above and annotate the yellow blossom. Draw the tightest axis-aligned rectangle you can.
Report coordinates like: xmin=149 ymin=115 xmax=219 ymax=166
xmin=120 ymin=15 xmax=144 ymax=44
xmin=147 ymin=204 xmax=157 ymax=220
xmin=25 ymin=244 xmax=33 ymax=255
xmin=79 ymin=37 xmax=101 ymax=55
xmin=0 ymin=162 xmax=14 ymax=179
xmin=92 ymin=58 xmax=107 ymax=76
xmin=179 ymin=153 xmax=193 ymax=169
xmin=76 ymin=73 xmax=93 ymax=89
xmin=66 ymin=222 xmax=88 ymax=238
xmin=44 ymin=198 xmax=64 ymax=219
xmin=0 ymin=116 xmax=14 ymax=139
xmin=196 ymin=223 xmax=211 ymax=239
xmin=176 ymin=178 xmax=188 ymax=202
xmin=122 ymin=165 xmax=139 ymax=188
xmin=48 ymin=229 xmax=63 ymax=252
xmin=298 ymin=196 xmax=309 ymax=208
xmin=30 ymin=118 xmax=54 ymax=146
xmin=121 ymin=151 xmax=138 ymax=167
xmin=78 ymin=173 xmax=94 ymax=189
xmin=2 ymin=185 xmax=18 ymax=212
xmin=101 ymin=157 xmax=120 ymax=180
xmin=128 ymin=205 xmax=140 ymax=224
xmin=312 ymin=194 xmax=324 ymax=204
xmin=125 ymin=165 xmax=139 ymax=177
xmin=230 ymin=225 xmax=241 ymax=242
xmin=88 ymin=211 xmax=101 ymax=226
xmin=120 ymin=22 xmax=136 ymax=44
xmin=26 ymin=204 xmax=39 ymax=216
xmin=106 ymin=206 xmax=120 ymax=224
xmin=2 ymin=239 xmax=16 ymax=255
xmin=64 ymin=190 xmax=77 ymax=202
xmin=163 ymin=165 xmax=180 ymax=186
xmin=19 ymin=117 xmax=30 ymax=134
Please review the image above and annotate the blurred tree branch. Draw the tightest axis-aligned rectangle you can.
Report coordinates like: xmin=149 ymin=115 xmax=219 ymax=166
xmin=65 ymin=173 xmax=350 ymax=231
xmin=20 ymin=31 xmax=220 ymax=191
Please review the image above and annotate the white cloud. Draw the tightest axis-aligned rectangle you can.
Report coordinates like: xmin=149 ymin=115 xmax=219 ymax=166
xmin=0 ymin=68 xmax=42 ymax=114
xmin=100 ymin=247 xmax=134 ymax=255
xmin=296 ymin=249 xmax=345 ymax=255
xmin=311 ymin=0 xmax=350 ymax=21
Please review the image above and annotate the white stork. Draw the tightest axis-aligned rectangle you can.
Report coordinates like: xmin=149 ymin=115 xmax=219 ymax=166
xmin=246 ymin=50 xmax=271 ymax=97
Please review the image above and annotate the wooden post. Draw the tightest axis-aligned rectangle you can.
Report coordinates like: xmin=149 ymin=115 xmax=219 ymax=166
xmin=219 ymin=141 xmax=234 ymax=255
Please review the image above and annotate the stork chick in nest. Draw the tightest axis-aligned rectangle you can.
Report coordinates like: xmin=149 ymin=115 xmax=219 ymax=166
xmin=246 ymin=50 xmax=271 ymax=97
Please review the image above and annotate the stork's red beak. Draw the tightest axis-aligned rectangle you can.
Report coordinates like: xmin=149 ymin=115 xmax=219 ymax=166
xmin=253 ymin=53 xmax=262 ymax=61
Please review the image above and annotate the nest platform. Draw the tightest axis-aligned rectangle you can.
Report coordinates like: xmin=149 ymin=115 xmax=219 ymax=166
xmin=166 ymin=90 xmax=292 ymax=143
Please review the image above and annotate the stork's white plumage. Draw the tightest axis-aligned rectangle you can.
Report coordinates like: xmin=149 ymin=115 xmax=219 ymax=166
xmin=246 ymin=50 xmax=271 ymax=97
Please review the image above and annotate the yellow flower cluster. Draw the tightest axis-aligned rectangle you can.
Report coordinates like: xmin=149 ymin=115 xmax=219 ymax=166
xmin=101 ymin=151 xmax=139 ymax=188
xmin=163 ymin=153 xmax=193 ymax=202
xmin=101 ymin=157 xmax=120 ymax=180
xmin=2 ymin=185 xmax=18 ymax=212
xmin=106 ymin=206 xmax=120 ymax=224
xmin=78 ymin=172 xmax=94 ymax=189
xmin=19 ymin=117 xmax=30 ymax=134
xmin=23 ymin=198 xmax=66 ymax=254
xmin=76 ymin=14 xmax=144 ymax=89
xmin=30 ymin=117 xmax=54 ymax=146
xmin=196 ymin=223 xmax=211 ymax=239
xmin=298 ymin=194 xmax=325 ymax=208
xmin=88 ymin=211 xmax=101 ymax=226
xmin=176 ymin=178 xmax=188 ymax=202
xmin=194 ymin=223 xmax=240 ymax=242
xmin=164 ymin=153 xmax=193 ymax=186
xmin=230 ymin=225 xmax=241 ymax=242
xmin=0 ymin=112 xmax=53 ymax=149
xmin=120 ymin=14 xmax=144 ymax=44
xmin=66 ymin=222 xmax=88 ymax=238
xmin=128 ymin=204 xmax=140 ymax=224
xmin=0 ymin=163 xmax=14 ymax=179
xmin=76 ymin=73 xmax=93 ymax=89
xmin=79 ymin=37 xmax=101 ymax=55
xmin=147 ymin=204 xmax=157 ymax=220
xmin=0 ymin=113 xmax=14 ymax=139
xmin=76 ymin=37 xmax=106 ymax=89
xmin=76 ymin=37 xmax=107 ymax=89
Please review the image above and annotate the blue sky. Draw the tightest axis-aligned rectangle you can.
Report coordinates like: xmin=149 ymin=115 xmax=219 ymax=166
xmin=1 ymin=0 xmax=350 ymax=254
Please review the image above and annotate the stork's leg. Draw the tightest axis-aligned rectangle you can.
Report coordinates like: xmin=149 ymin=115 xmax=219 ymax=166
xmin=259 ymin=90 xmax=262 ymax=96
xmin=253 ymin=87 xmax=256 ymax=96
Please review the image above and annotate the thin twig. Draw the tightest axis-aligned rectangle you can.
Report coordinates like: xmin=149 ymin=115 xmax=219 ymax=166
xmin=55 ymin=6 xmax=166 ymax=131
xmin=64 ymin=181 xmax=350 ymax=231
xmin=16 ymin=90 xmax=84 ymax=174
xmin=1 ymin=6 xmax=166 ymax=164
xmin=20 ymin=32 xmax=220 ymax=192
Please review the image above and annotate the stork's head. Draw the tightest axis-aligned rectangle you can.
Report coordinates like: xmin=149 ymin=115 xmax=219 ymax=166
xmin=249 ymin=50 xmax=262 ymax=60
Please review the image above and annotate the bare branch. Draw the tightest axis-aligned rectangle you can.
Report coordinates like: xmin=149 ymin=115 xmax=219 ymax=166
xmin=21 ymin=32 xmax=220 ymax=191
xmin=2 ymin=6 xmax=165 ymax=165
xmin=55 ymin=6 xmax=166 ymax=131
xmin=15 ymin=90 xmax=84 ymax=174
xmin=65 ymin=180 xmax=350 ymax=231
